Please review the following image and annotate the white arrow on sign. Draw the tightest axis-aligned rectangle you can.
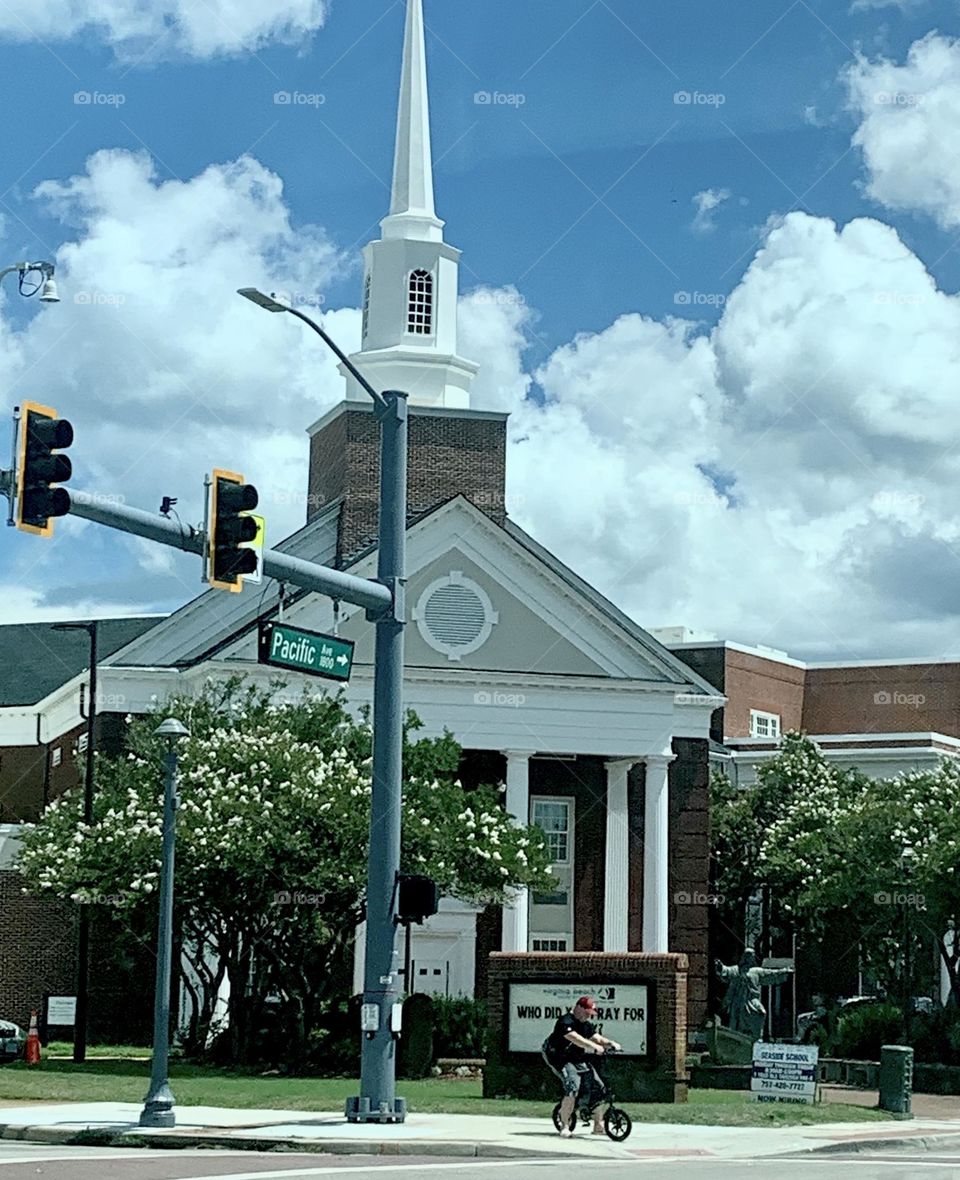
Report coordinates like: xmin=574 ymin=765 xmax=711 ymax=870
xmin=336 ymin=654 xmax=349 ymax=665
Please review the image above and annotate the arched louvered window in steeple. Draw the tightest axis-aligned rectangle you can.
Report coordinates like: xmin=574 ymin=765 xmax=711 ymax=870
xmin=407 ymin=269 xmax=434 ymax=335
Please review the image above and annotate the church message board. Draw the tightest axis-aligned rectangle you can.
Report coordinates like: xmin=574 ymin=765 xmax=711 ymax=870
xmin=507 ymin=982 xmax=648 ymax=1056
xmin=258 ymin=621 xmax=355 ymax=683
xmin=751 ymin=1042 xmax=819 ymax=1105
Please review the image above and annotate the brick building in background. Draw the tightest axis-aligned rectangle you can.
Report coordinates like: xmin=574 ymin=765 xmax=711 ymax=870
xmin=655 ymin=625 xmax=960 ymax=1017
xmin=654 ymin=626 xmax=960 ymax=784
xmin=0 ymin=618 xmax=158 ymax=1031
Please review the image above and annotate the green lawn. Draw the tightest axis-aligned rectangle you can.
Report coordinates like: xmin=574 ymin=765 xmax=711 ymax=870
xmin=0 ymin=1058 xmax=893 ymax=1126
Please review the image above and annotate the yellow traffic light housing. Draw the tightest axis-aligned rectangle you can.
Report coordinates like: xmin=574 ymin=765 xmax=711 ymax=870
xmin=15 ymin=401 xmax=73 ymax=537
xmin=208 ymin=468 xmax=259 ymax=592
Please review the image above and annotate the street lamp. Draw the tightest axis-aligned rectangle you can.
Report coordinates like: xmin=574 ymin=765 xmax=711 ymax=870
xmin=899 ymin=842 xmax=916 ymax=1045
xmin=140 ymin=717 xmax=190 ymax=1129
xmin=0 ymin=260 xmax=59 ymax=303
xmin=238 ymin=287 xmax=408 ymax=1124
xmin=51 ymin=620 xmax=98 ymax=1063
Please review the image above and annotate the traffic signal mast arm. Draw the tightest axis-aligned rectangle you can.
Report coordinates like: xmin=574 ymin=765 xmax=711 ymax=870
xmin=42 ymin=485 xmax=394 ymax=616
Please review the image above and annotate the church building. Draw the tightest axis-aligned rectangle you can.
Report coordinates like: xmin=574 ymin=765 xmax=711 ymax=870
xmin=0 ymin=0 xmax=722 ymax=1032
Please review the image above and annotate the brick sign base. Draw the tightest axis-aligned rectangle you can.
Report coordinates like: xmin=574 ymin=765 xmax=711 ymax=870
xmin=485 ymin=952 xmax=689 ymax=1103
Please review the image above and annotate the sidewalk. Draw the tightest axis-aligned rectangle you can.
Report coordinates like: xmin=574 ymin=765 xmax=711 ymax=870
xmin=1 ymin=1102 xmax=960 ymax=1161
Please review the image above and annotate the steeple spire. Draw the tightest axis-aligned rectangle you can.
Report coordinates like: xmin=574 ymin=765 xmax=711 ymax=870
xmin=339 ymin=0 xmax=477 ymax=408
xmin=390 ymin=0 xmax=435 ymax=222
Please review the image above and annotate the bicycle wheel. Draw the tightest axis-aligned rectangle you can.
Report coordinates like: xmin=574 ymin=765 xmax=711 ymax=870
xmin=604 ymin=1106 xmax=632 ymax=1142
xmin=552 ymin=1102 xmax=577 ymax=1133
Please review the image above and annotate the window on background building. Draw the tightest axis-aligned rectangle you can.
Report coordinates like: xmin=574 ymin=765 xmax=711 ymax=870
xmin=750 ymin=710 xmax=781 ymax=739
xmin=361 ymin=273 xmax=371 ymax=341
xmin=77 ymin=733 xmax=89 ymax=754
xmin=407 ymin=269 xmax=433 ymax=335
xmin=51 ymin=748 xmax=62 ymax=767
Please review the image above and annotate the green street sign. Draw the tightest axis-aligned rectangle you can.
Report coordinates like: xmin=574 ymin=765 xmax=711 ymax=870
xmin=258 ymin=621 xmax=355 ymax=683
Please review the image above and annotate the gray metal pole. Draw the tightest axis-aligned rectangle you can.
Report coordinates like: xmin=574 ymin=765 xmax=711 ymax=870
xmin=346 ymin=389 xmax=408 ymax=1124
xmin=140 ymin=722 xmax=186 ymax=1129
xmin=74 ymin=622 xmax=97 ymax=1063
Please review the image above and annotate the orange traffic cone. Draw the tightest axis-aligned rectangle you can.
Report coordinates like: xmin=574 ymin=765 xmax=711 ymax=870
xmin=24 ymin=1011 xmax=41 ymax=1066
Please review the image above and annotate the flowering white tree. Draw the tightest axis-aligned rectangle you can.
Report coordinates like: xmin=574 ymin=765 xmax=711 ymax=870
xmin=18 ymin=678 xmax=552 ymax=1063
xmin=714 ymin=732 xmax=960 ymax=1006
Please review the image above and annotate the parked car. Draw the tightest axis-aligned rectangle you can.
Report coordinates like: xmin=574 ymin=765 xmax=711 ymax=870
xmin=0 ymin=1019 xmax=24 ymax=1062
xmin=797 ymin=995 xmax=879 ymax=1042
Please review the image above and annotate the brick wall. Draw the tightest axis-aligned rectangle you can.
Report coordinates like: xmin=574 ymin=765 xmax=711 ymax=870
xmin=723 ymin=650 xmax=805 ymax=739
xmin=803 ymin=663 xmax=960 ymax=738
xmin=0 ymin=871 xmax=77 ymax=1029
xmin=668 ymin=739 xmax=710 ymax=1028
xmin=484 ymin=952 xmax=689 ymax=1102
xmin=307 ymin=405 xmax=508 ymax=565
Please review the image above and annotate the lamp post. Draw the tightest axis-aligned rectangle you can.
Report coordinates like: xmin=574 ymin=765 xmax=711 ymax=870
xmin=899 ymin=843 xmax=916 ymax=1045
xmin=0 ymin=260 xmax=59 ymax=303
xmin=140 ymin=717 xmax=190 ymax=1129
xmin=238 ymin=288 xmax=408 ymax=1124
xmin=51 ymin=620 xmax=98 ymax=1063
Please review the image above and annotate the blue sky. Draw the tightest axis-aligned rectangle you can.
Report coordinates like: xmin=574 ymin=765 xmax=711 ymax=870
xmin=3 ymin=0 xmax=960 ymax=659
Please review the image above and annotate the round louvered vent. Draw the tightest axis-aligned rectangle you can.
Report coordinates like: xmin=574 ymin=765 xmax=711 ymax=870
xmin=424 ymin=583 xmax=486 ymax=648
xmin=414 ymin=573 xmax=498 ymax=660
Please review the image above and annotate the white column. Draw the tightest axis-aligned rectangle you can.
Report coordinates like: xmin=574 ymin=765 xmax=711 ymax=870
xmin=642 ymin=751 xmax=676 ymax=953
xmin=604 ymin=760 xmax=636 ymax=952
xmin=501 ymin=750 xmax=535 ymax=952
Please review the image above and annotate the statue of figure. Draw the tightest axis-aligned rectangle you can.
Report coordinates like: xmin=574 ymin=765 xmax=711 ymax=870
xmin=715 ymin=948 xmax=793 ymax=1041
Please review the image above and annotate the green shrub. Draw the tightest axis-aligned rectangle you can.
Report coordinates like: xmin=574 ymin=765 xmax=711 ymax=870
xmin=826 ymin=1002 xmax=903 ymax=1060
xmin=431 ymin=996 xmax=487 ymax=1059
xmin=910 ymin=1006 xmax=960 ymax=1065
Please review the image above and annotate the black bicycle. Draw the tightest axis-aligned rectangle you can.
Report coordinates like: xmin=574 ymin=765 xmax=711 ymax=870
xmin=549 ymin=1048 xmax=633 ymax=1142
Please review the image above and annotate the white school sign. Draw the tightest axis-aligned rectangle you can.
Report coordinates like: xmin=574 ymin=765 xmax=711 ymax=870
xmin=508 ymin=982 xmax=649 ymax=1055
xmin=751 ymin=1042 xmax=819 ymax=1105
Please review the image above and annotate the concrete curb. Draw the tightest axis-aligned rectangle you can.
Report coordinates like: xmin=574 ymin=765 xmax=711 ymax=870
xmin=799 ymin=1132 xmax=960 ymax=1157
xmin=0 ymin=1123 xmax=570 ymax=1160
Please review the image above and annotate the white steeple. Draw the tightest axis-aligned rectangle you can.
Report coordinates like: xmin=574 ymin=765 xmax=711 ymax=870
xmin=340 ymin=0 xmax=477 ymax=408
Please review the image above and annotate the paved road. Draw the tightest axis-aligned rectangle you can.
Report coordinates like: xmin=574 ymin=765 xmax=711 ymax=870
xmin=2 ymin=1147 xmax=960 ymax=1178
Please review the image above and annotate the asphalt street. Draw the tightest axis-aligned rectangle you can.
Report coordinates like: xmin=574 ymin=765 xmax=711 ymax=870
xmin=1 ymin=1148 xmax=960 ymax=1179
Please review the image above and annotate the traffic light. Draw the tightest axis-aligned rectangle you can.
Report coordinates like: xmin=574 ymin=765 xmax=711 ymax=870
xmin=209 ymin=468 xmax=259 ymax=592
xmin=15 ymin=401 xmax=73 ymax=537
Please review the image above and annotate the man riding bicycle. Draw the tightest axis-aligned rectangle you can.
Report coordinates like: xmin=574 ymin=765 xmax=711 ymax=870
xmin=542 ymin=995 xmax=621 ymax=1137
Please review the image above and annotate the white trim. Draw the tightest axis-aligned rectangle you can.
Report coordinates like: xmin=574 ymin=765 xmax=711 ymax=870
xmin=728 ymin=731 xmax=960 ymax=749
xmin=663 ymin=637 xmax=960 ymax=673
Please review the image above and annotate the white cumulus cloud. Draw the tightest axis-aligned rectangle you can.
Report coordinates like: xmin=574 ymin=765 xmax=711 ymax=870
xmin=846 ymin=33 xmax=960 ymax=229
xmin=0 ymin=0 xmax=329 ymax=59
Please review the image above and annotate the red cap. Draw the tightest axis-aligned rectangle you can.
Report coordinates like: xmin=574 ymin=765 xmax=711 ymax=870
xmin=575 ymin=996 xmax=597 ymax=1012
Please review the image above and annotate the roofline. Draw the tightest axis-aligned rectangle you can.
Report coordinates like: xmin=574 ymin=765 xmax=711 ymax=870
xmin=306 ymin=398 xmax=509 ymax=438
xmin=0 ymin=612 xmax=166 ymax=630
xmin=726 ymin=731 xmax=960 ymax=749
xmin=664 ymin=638 xmax=960 ymax=672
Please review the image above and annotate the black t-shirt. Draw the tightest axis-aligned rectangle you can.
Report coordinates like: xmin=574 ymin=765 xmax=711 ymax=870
xmin=546 ymin=1013 xmax=595 ymax=1064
